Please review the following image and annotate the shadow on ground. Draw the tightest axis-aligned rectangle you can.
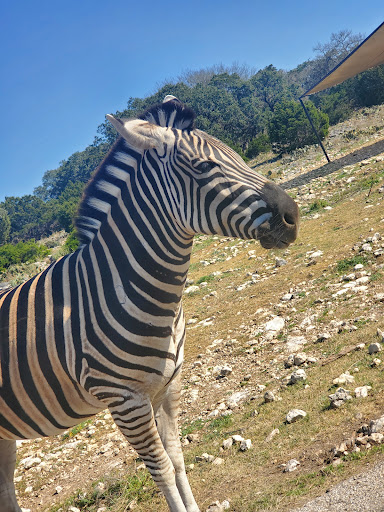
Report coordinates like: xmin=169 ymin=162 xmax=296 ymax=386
xmin=281 ymin=138 xmax=384 ymax=190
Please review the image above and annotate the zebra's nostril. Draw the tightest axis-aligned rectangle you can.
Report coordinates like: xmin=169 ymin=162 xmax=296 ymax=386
xmin=283 ymin=212 xmax=296 ymax=226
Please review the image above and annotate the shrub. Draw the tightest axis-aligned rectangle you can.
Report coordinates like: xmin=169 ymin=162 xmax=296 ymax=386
xmin=0 ymin=240 xmax=49 ymax=273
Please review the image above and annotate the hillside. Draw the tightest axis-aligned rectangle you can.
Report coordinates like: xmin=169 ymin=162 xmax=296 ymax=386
xmin=9 ymin=104 xmax=384 ymax=512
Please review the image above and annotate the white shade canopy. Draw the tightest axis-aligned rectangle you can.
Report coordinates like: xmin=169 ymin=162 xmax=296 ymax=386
xmin=302 ymin=22 xmax=384 ymax=97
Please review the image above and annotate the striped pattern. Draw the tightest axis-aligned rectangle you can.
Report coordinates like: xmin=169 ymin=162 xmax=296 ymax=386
xmin=0 ymin=97 xmax=298 ymax=512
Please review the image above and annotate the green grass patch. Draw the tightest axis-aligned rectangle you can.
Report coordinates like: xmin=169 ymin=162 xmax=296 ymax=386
xmin=49 ymin=472 xmax=155 ymax=512
xmin=181 ymin=419 xmax=206 ymax=438
xmin=61 ymin=420 xmax=93 ymax=440
xmin=335 ymin=255 xmax=368 ymax=273
xmin=307 ymin=199 xmax=329 ymax=213
xmin=196 ymin=274 xmax=216 ymax=285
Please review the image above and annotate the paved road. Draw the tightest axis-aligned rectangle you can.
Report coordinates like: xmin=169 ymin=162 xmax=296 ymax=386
xmin=292 ymin=459 xmax=384 ymax=512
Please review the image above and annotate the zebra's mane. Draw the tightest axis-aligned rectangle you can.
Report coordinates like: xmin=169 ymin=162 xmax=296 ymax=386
xmin=75 ymin=98 xmax=196 ymax=245
xmin=138 ymin=96 xmax=196 ymax=131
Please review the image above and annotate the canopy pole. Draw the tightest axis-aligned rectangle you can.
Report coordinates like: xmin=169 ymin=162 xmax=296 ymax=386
xmin=299 ymin=97 xmax=331 ymax=163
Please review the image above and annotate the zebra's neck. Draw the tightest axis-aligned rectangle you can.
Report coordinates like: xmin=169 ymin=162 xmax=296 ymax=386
xmin=76 ymin=138 xmax=194 ymax=311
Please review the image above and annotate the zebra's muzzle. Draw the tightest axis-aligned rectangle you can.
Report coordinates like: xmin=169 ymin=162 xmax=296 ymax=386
xmin=256 ymin=182 xmax=300 ymax=249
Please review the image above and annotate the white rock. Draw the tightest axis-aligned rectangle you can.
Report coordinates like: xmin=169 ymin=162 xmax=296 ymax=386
xmin=286 ymin=335 xmax=307 ymax=352
xmin=219 ymin=365 xmax=232 ymax=377
xmin=264 ymin=316 xmax=285 ymax=332
xmin=265 ymin=428 xmax=280 ymax=442
xmin=206 ymin=501 xmax=230 ymax=512
xmin=316 ymin=332 xmax=331 ymax=343
xmin=184 ymin=285 xmax=199 ymax=294
xmin=20 ymin=456 xmax=42 ymax=469
xmin=333 ymin=371 xmax=355 ymax=386
xmin=370 ymin=415 xmax=384 ymax=434
xmin=226 ymin=390 xmax=249 ymax=409
xmin=275 ymin=257 xmax=287 ymax=267
xmin=240 ymin=439 xmax=252 ymax=451
xmin=222 ymin=438 xmax=233 ymax=450
xmin=368 ymin=433 xmax=384 ymax=445
xmin=264 ymin=390 xmax=276 ymax=403
xmin=369 ymin=343 xmax=382 ymax=354
xmin=310 ymin=250 xmax=323 ymax=258
xmin=290 ymin=369 xmax=307 ymax=384
xmin=286 ymin=409 xmax=307 ymax=423
xmin=294 ymin=352 xmax=307 ymax=366
xmin=283 ymin=459 xmax=300 ymax=472
xmin=355 ymin=385 xmax=372 ymax=398
xmin=69 ymin=508 xmax=81 ymax=512
xmin=232 ymin=434 xmax=245 ymax=443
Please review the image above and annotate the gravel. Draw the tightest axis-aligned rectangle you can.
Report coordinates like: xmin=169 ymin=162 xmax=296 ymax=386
xmin=291 ymin=459 xmax=384 ymax=512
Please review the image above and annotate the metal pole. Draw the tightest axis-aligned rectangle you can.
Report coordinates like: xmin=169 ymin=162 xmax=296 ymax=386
xmin=299 ymin=97 xmax=331 ymax=163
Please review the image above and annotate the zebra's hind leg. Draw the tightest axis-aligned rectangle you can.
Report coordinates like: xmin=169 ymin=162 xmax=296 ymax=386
xmin=110 ymin=397 xmax=191 ymax=512
xmin=154 ymin=373 xmax=200 ymax=512
xmin=0 ymin=440 xmax=22 ymax=512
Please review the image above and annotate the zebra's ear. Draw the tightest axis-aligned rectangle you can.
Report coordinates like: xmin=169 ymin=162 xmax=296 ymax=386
xmin=106 ymin=116 xmax=175 ymax=151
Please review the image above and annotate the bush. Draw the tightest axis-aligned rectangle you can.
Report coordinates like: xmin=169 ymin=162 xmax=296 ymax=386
xmin=268 ymin=99 xmax=329 ymax=153
xmin=246 ymin=134 xmax=271 ymax=158
xmin=0 ymin=240 xmax=49 ymax=273
xmin=63 ymin=231 xmax=80 ymax=253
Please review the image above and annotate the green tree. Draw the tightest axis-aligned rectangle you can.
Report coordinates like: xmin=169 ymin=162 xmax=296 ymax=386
xmin=55 ymin=181 xmax=84 ymax=232
xmin=246 ymin=134 xmax=271 ymax=158
xmin=353 ymin=65 xmax=384 ymax=107
xmin=1 ymin=195 xmax=57 ymax=240
xmin=250 ymin=65 xmax=294 ymax=113
xmin=268 ymin=100 xmax=329 ymax=153
xmin=0 ymin=208 xmax=11 ymax=245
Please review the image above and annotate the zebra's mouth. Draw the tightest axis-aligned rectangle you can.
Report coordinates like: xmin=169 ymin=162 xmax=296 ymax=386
xmin=258 ymin=235 xmax=290 ymax=249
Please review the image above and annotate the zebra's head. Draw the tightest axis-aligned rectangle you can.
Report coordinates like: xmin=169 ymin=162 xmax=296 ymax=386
xmin=106 ymin=96 xmax=299 ymax=249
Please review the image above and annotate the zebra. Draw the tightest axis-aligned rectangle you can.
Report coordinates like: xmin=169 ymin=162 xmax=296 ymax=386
xmin=0 ymin=96 xmax=299 ymax=512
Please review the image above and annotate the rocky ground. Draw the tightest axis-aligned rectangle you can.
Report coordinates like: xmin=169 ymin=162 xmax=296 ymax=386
xmin=2 ymin=103 xmax=384 ymax=512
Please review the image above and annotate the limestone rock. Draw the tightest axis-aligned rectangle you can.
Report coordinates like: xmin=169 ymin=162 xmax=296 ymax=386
xmin=355 ymin=385 xmax=372 ymax=398
xmin=290 ymin=369 xmax=307 ymax=384
xmin=333 ymin=371 xmax=355 ymax=386
xmin=264 ymin=390 xmax=276 ymax=403
xmin=264 ymin=316 xmax=285 ymax=333
xmin=286 ymin=409 xmax=307 ymax=423
xmin=368 ymin=343 xmax=382 ymax=354
xmin=240 ymin=439 xmax=252 ymax=451
xmin=283 ymin=459 xmax=300 ymax=472
xmin=329 ymin=387 xmax=352 ymax=409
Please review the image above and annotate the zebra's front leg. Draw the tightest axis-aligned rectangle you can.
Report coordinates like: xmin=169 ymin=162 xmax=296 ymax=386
xmin=109 ymin=397 xmax=189 ymax=512
xmin=0 ymin=440 xmax=22 ymax=512
xmin=154 ymin=373 xmax=200 ymax=512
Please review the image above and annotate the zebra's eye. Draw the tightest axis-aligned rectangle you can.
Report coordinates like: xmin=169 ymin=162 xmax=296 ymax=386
xmin=195 ymin=161 xmax=218 ymax=173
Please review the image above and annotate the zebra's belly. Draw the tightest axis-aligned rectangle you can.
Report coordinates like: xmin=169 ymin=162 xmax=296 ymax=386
xmin=0 ymin=353 xmax=105 ymax=440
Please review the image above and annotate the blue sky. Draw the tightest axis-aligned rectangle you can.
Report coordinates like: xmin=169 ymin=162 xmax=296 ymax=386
xmin=0 ymin=1 xmax=383 ymax=202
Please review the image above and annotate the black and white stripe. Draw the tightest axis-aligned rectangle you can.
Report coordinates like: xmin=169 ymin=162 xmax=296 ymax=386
xmin=0 ymin=96 xmax=299 ymax=512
